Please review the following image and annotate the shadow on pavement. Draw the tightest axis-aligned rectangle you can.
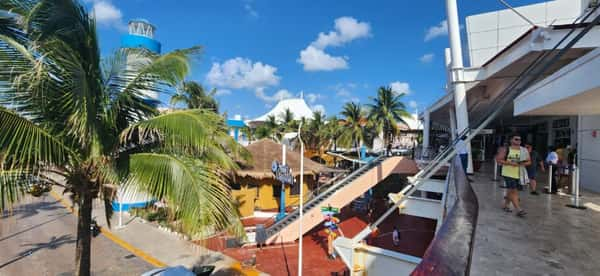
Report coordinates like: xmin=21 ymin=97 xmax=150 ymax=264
xmin=0 ymin=234 xmax=75 ymax=269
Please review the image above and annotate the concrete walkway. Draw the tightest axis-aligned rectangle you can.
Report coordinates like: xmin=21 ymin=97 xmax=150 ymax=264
xmin=50 ymin=186 xmax=266 ymax=275
xmin=470 ymin=162 xmax=600 ymax=276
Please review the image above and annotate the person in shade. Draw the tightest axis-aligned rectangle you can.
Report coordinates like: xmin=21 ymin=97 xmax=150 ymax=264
xmin=392 ymin=226 xmax=400 ymax=246
xmin=496 ymin=134 xmax=530 ymax=217
xmin=455 ymin=135 xmax=472 ymax=181
xmin=525 ymin=144 xmax=545 ymax=195
xmin=545 ymin=146 xmax=559 ymax=194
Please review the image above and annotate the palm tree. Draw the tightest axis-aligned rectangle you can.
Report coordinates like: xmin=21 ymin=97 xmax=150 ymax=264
xmin=280 ymin=108 xmax=297 ymax=132
xmin=254 ymin=114 xmax=281 ymax=141
xmin=366 ymin=86 xmax=411 ymax=146
xmin=170 ymin=81 xmax=218 ymax=111
xmin=324 ymin=115 xmax=345 ymax=152
xmin=302 ymin=111 xmax=327 ymax=151
xmin=0 ymin=2 xmax=247 ymax=275
xmin=339 ymin=102 xmax=368 ymax=155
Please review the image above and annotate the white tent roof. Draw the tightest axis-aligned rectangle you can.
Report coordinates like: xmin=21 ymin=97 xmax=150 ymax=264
xmin=248 ymin=98 xmax=314 ymax=125
xmin=401 ymin=113 xmax=423 ymax=130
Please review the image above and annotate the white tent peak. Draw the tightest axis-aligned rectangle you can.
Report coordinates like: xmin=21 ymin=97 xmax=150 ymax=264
xmin=247 ymin=97 xmax=314 ymax=126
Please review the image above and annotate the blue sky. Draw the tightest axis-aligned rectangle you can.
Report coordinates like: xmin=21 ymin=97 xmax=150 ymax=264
xmin=87 ymin=0 xmax=546 ymax=119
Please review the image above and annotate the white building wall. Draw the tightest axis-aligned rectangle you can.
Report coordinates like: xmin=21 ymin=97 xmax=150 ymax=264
xmin=580 ymin=115 xmax=600 ymax=192
xmin=466 ymin=0 xmax=587 ymax=67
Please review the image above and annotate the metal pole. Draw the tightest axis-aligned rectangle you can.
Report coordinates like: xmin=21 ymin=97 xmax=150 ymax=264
xmin=548 ymin=164 xmax=553 ymax=193
xmin=119 ymin=199 xmax=123 ymax=228
xmin=567 ymin=115 xmax=586 ymax=209
xmin=297 ymin=122 xmax=304 ymax=276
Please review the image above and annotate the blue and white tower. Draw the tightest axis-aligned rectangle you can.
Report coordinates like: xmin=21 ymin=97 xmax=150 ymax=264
xmin=121 ymin=19 xmax=161 ymax=54
xmin=120 ymin=19 xmax=162 ymax=102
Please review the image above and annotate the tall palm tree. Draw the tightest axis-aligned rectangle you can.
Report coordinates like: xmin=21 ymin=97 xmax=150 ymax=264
xmin=170 ymin=81 xmax=218 ymax=111
xmin=366 ymin=86 xmax=411 ymax=146
xmin=339 ymin=102 xmax=367 ymax=154
xmin=324 ymin=115 xmax=345 ymax=152
xmin=0 ymin=1 xmax=247 ymax=275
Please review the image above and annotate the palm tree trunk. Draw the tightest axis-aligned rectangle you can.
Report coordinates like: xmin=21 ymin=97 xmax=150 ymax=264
xmin=75 ymin=184 xmax=93 ymax=276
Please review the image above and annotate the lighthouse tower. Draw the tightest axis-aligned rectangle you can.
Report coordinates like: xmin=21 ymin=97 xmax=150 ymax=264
xmin=120 ymin=19 xmax=162 ymax=101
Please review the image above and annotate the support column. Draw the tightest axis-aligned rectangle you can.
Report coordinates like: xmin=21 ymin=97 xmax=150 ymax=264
xmin=449 ymin=107 xmax=457 ymax=141
xmin=446 ymin=0 xmax=473 ymax=174
xmin=422 ymin=110 xmax=431 ymax=158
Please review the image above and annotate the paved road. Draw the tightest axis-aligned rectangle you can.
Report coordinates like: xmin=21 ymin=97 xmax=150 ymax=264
xmin=0 ymin=194 xmax=154 ymax=276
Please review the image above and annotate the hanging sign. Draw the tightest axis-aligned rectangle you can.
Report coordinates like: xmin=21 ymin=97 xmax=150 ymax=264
xmin=272 ymin=160 xmax=294 ymax=185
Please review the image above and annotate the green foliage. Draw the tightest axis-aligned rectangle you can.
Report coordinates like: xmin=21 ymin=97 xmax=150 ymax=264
xmin=0 ymin=1 xmax=245 ymax=273
xmin=366 ymin=86 xmax=411 ymax=145
xmin=170 ymin=81 xmax=218 ymax=111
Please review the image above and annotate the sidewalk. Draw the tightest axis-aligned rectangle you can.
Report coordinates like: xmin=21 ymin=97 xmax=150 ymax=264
xmin=49 ymin=186 xmax=265 ymax=275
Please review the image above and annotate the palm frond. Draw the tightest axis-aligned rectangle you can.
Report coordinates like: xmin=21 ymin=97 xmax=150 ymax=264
xmin=124 ymin=153 xmax=243 ymax=237
xmin=0 ymin=107 xmax=74 ymax=169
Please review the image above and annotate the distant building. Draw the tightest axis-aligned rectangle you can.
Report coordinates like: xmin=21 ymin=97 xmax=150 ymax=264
xmin=227 ymin=114 xmax=249 ymax=146
xmin=421 ymin=0 xmax=600 ymax=188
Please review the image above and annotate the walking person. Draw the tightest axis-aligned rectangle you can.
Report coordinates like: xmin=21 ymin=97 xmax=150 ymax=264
xmin=455 ymin=135 xmax=469 ymax=175
xmin=525 ymin=144 xmax=545 ymax=195
xmin=496 ymin=134 xmax=530 ymax=217
xmin=392 ymin=226 xmax=400 ymax=246
xmin=545 ymin=146 xmax=559 ymax=194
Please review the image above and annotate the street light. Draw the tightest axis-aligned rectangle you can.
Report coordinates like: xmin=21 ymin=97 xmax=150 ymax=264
xmin=297 ymin=121 xmax=304 ymax=276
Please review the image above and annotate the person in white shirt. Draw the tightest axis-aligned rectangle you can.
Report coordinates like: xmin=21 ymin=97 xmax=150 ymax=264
xmin=545 ymin=146 xmax=559 ymax=194
xmin=455 ymin=136 xmax=469 ymax=175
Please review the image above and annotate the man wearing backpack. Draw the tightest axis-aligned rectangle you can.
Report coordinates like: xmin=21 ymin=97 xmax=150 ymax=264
xmin=496 ymin=134 xmax=531 ymax=217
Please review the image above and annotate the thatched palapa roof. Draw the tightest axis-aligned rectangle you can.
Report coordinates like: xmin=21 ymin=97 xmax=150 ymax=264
xmin=237 ymin=139 xmax=335 ymax=179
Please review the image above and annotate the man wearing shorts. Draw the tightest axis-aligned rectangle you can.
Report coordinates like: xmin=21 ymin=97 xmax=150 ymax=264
xmin=496 ymin=134 xmax=530 ymax=217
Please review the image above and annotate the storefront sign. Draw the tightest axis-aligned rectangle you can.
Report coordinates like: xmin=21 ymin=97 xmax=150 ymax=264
xmin=271 ymin=161 xmax=293 ymax=185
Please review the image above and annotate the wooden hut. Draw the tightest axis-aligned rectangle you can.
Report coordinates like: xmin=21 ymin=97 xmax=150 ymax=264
xmin=232 ymin=139 xmax=337 ymax=217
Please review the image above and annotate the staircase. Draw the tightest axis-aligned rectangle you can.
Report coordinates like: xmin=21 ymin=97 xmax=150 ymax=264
xmin=264 ymin=156 xmax=416 ymax=244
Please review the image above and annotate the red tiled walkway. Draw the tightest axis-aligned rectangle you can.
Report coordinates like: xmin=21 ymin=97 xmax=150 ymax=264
xmin=200 ymin=203 xmax=436 ymax=276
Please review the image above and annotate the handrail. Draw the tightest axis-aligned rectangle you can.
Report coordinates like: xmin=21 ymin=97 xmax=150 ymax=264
xmin=410 ymin=157 xmax=478 ymax=276
xmin=265 ymin=155 xmax=385 ymax=235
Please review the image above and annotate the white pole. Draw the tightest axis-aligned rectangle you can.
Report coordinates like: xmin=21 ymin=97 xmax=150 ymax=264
xmin=297 ymin=122 xmax=304 ymax=276
xmin=422 ymin=110 xmax=431 ymax=158
xmin=118 ymin=191 xmax=123 ymax=228
xmin=574 ymin=115 xmax=582 ymax=206
xmin=446 ymin=0 xmax=473 ymax=173
xmin=548 ymin=164 xmax=553 ymax=193
xmin=283 ymin=144 xmax=286 ymax=166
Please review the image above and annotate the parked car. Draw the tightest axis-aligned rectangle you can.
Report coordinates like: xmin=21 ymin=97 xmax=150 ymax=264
xmin=142 ymin=265 xmax=215 ymax=276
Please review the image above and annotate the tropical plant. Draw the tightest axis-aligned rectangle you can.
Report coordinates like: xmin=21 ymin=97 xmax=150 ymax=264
xmin=170 ymin=81 xmax=218 ymax=111
xmin=338 ymin=102 xmax=368 ymax=152
xmin=366 ymin=86 xmax=411 ymax=145
xmin=301 ymin=111 xmax=327 ymax=150
xmin=254 ymin=114 xmax=281 ymax=141
xmin=280 ymin=108 xmax=297 ymax=132
xmin=324 ymin=115 xmax=345 ymax=152
xmin=0 ymin=1 xmax=247 ymax=275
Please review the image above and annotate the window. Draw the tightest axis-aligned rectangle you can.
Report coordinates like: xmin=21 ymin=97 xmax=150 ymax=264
xmin=552 ymin=119 xmax=570 ymax=129
xmin=290 ymin=180 xmax=300 ymax=196
xmin=272 ymin=184 xmax=282 ymax=198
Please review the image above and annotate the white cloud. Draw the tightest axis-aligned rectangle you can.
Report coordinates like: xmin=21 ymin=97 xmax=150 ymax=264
xmin=255 ymin=89 xmax=293 ymax=103
xmin=214 ymin=89 xmax=231 ymax=96
xmin=419 ymin=53 xmax=434 ymax=63
xmin=243 ymin=0 xmax=259 ymax=18
xmin=89 ymin=0 xmax=126 ymax=31
xmin=409 ymin=100 xmax=418 ymax=109
xmin=312 ymin=17 xmax=371 ymax=49
xmin=205 ymin=57 xmax=280 ymax=91
xmin=298 ymin=46 xmax=348 ymax=71
xmin=390 ymin=81 xmax=411 ymax=95
xmin=311 ymin=104 xmax=326 ymax=114
xmin=298 ymin=17 xmax=371 ymax=72
xmin=424 ymin=20 xmax=448 ymax=42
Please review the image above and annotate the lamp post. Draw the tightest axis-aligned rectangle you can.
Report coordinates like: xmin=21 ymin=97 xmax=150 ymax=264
xmin=297 ymin=122 xmax=304 ymax=276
